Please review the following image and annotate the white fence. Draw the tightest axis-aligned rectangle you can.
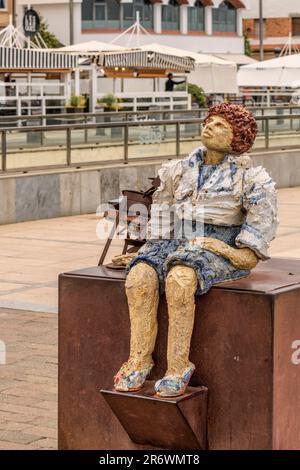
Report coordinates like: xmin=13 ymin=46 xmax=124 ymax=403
xmin=0 ymin=82 xmax=68 ymax=119
xmin=96 ymin=91 xmax=191 ymax=112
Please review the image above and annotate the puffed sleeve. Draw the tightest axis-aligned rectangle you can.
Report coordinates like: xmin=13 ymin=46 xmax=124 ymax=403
xmin=235 ymin=166 xmax=279 ymax=260
xmin=146 ymin=159 xmax=182 ymax=240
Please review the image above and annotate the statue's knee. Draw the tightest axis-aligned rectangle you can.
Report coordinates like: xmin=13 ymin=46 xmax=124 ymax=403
xmin=166 ymin=266 xmax=197 ymax=301
xmin=125 ymin=262 xmax=158 ymax=293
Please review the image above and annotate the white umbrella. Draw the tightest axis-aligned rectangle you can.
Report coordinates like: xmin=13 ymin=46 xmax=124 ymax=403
xmin=138 ymin=43 xmax=238 ymax=94
xmin=238 ymin=54 xmax=300 ymax=87
xmin=57 ymin=40 xmax=126 ymax=55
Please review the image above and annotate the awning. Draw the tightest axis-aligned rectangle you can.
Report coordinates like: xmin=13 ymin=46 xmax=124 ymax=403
xmin=57 ymin=41 xmax=125 ymax=55
xmin=99 ymin=48 xmax=195 ymax=72
xmin=0 ymin=46 xmax=77 ymax=71
xmin=213 ymin=53 xmax=257 ymax=66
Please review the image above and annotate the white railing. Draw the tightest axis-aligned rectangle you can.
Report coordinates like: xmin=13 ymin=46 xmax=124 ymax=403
xmin=0 ymin=82 xmax=67 ymax=121
xmin=240 ymin=89 xmax=295 ymax=107
xmin=96 ymin=91 xmax=191 ymax=112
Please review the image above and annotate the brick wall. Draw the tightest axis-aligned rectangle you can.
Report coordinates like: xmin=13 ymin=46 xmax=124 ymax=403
xmin=243 ymin=17 xmax=291 ymax=39
xmin=0 ymin=0 xmax=14 ymax=28
xmin=265 ymin=18 xmax=291 ymax=37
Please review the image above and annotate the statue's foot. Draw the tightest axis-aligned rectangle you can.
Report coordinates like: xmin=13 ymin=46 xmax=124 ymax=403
xmin=114 ymin=358 xmax=154 ymax=392
xmin=154 ymin=362 xmax=195 ymax=398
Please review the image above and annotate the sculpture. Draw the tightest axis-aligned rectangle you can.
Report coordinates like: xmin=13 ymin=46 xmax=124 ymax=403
xmin=113 ymin=103 xmax=279 ymax=398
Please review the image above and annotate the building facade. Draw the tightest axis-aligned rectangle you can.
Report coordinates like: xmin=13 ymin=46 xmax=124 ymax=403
xmin=16 ymin=0 xmax=250 ymax=54
xmin=0 ymin=0 xmax=15 ymax=29
xmin=243 ymin=0 xmax=300 ymax=59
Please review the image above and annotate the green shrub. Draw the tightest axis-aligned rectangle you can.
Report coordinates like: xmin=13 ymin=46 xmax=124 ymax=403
xmin=97 ymin=93 xmax=123 ymax=111
xmin=176 ymin=83 xmax=206 ymax=107
xmin=68 ymin=95 xmax=86 ymax=108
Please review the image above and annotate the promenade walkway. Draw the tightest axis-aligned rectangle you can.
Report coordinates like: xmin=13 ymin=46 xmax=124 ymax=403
xmin=0 ymin=186 xmax=299 ymax=449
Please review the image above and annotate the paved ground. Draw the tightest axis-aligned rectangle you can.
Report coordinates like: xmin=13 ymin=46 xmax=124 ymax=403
xmin=0 ymin=309 xmax=57 ymax=449
xmin=0 ymin=186 xmax=299 ymax=449
xmin=0 ymin=213 xmax=123 ymax=313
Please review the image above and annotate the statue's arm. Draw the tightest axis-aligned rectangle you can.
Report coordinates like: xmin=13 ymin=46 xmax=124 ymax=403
xmin=192 ymin=237 xmax=258 ymax=270
xmin=193 ymin=166 xmax=279 ymax=270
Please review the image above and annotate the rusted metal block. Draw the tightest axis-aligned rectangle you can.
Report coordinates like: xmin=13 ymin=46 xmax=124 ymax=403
xmin=58 ymin=259 xmax=300 ymax=450
xmin=101 ymin=382 xmax=208 ymax=450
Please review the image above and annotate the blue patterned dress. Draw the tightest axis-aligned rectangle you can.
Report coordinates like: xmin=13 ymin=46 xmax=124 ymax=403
xmin=126 ymin=147 xmax=278 ymax=296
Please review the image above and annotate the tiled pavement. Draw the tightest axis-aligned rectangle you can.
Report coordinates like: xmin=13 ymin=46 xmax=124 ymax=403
xmin=0 ymin=186 xmax=300 ymax=449
xmin=0 ymin=309 xmax=57 ymax=450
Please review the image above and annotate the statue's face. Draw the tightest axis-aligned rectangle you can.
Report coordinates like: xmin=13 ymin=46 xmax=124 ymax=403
xmin=201 ymin=115 xmax=233 ymax=153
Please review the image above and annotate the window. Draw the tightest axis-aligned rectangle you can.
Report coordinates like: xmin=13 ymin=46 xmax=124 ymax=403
xmin=0 ymin=0 xmax=6 ymax=8
xmin=212 ymin=1 xmax=237 ymax=33
xmin=123 ymin=0 xmax=153 ymax=29
xmin=162 ymin=0 xmax=180 ymax=31
xmin=82 ymin=0 xmax=120 ymax=29
xmin=292 ymin=18 xmax=300 ymax=37
xmin=188 ymin=0 xmax=204 ymax=32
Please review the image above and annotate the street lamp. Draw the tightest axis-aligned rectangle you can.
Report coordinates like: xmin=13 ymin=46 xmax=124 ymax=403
xmin=259 ymin=0 xmax=264 ymax=61
xmin=69 ymin=0 xmax=74 ymax=45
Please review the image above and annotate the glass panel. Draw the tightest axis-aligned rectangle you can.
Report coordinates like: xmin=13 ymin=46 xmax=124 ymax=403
xmin=6 ymin=129 xmax=67 ymax=169
xmin=213 ymin=1 xmax=237 ymax=33
xmin=123 ymin=1 xmax=153 ymax=29
xmin=123 ymin=3 xmax=133 ymax=20
xmin=107 ymin=0 xmax=120 ymax=20
xmin=71 ymin=123 xmax=124 ymax=164
xmin=188 ymin=6 xmax=204 ymax=32
xmin=128 ymin=123 xmax=176 ymax=160
xmin=162 ymin=4 xmax=180 ymax=31
xmin=292 ymin=18 xmax=300 ymax=36
xmin=95 ymin=4 xmax=105 ymax=20
xmin=82 ymin=0 xmax=94 ymax=20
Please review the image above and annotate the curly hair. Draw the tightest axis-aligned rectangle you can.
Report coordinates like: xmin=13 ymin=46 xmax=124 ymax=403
xmin=204 ymin=103 xmax=258 ymax=154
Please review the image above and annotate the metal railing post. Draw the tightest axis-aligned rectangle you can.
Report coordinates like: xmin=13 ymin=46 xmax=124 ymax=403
xmin=84 ymin=115 xmax=88 ymax=144
xmin=176 ymin=121 xmax=180 ymax=156
xmin=265 ymin=117 xmax=269 ymax=149
xmin=40 ymin=117 xmax=44 ymax=146
xmin=124 ymin=124 xmax=129 ymax=164
xmin=66 ymin=127 xmax=71 ymax=165
xmin=1 ymin=130 xmax=7 ymax=172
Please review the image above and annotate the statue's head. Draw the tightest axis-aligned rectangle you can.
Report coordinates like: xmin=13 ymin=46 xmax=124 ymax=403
xmin=201 ymin=103 xmax=258 ymax=155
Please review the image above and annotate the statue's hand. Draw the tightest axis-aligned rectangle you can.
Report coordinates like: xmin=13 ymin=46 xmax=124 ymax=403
xmin=191 ymin=237 xmax=259 ymax=270
xmin=112 ymin=253 xmax=136 ymax=267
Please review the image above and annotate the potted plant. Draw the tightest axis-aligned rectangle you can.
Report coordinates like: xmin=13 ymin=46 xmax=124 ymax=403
xmin=175 ymin=83 xmax=206 ymax=137
xmin=96 ymin=94 xmax=123 ymax=138
xmin=96 ymin=93 xmax=123 ymax=112
xmin=65 ymin=95 xmax=87 ymax=114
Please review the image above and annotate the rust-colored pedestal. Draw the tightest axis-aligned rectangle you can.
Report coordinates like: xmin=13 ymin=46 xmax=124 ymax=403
xmin=101 ymin=382 xmax=208 ymax=450
xmin=58 ymin=259 xmax=300 ymax=450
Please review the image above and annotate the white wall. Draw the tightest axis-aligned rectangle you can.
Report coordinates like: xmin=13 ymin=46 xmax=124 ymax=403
xmin=80 ymin=32 xmax=244 ymax=54
xmin=16 ymin=0 xmax=82 ymax=46
xmin=243 ymin=0 xmax=300 ymax=19
xmin=16 ymin=0 xmax=245 ymax=53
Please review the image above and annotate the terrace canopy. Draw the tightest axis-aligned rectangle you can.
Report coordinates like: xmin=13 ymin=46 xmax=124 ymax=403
xmin=0 ymin=45 xmax=77 ymax=73
xmin=98 ymin=43 xmax=195 ymax=78
xmin=98 ymin=43 xmax=238 ymax=93
xmin=238 ymin=54 xmax=300 ymax=87
xmin=57 ymin=41 xmax=125 ymax=56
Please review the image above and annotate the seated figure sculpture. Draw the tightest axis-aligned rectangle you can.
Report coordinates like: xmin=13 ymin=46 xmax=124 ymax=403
xmin=113 ymin=103 xmax=279 ymax=398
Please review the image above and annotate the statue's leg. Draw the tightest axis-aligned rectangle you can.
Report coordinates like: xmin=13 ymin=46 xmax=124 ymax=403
xmin=114 ymin=262 xmax=159 ymax=392
xmin=155 ymin=265 xmax=198 ymax=397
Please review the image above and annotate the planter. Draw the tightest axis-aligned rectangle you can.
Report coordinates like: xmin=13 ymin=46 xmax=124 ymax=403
xmin=65 ymin=106 xmax=86 ymax=125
